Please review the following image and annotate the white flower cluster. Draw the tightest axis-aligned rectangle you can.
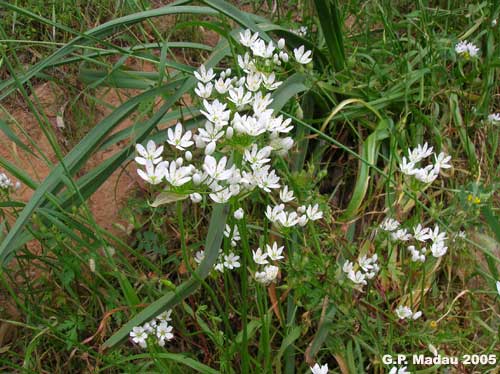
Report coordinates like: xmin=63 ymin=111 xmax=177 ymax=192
xmin=399 ymin=143 xmax=451 ymax=183
xmin=488 ymin=113 xmax=500 ymax=124
xmin=266 ymin=199 xmax=323 ymax=229
xmin=129 ymin=310 xmax=174 ymax=349
xmin=455 ymin=40 xmax=480 ymax=58
xmin=0 ymin=172 xmax=20 ymax=191
xmin=389 ymin=366 xmax=411 ymax=374
xmin=342 ymin=254 xmax=379 ymax=289
xmin=292 ymin=26 xmax=308 ymax=37
xmin=380 ymin=218 xmax=449 ymax=259
xmin=135 ymin=30 xmax=314 ymax=206
xmin=310 ymin=362 xmax=328 ymax=374
xmin=395 ymin=305 xmax=422 ymax=320
xmin=133 ymin=30 xmax=323 ymax=285
xmin=252 ymin=241 xmax=284 ymax=284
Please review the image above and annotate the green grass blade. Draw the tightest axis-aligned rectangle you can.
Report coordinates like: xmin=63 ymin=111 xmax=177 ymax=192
xmin=313 ymin=0 xmax=345 ymax=71
xmin=102 ymin=203 xmax=228 ymax=349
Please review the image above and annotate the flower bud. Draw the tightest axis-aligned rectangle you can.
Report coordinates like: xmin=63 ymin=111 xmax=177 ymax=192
xmin=277 ymin=38 xmax=285 ymax=49
xmin=176 ymin=157 xmax=183 ymax=167
xmin=190 ymin=193 xmax=202 ymax=203
xmin=185 ymin=151 xmax=193 ymax=161
xmin=192 ymin=173 xmax=202 ymax=185
xmin=234 ymin=208 xmax=244 ymax=220
xmin=205 ymin=141 xmax=216 ymax=155
xmin=225 ymin=126 xmax=234 ymax=139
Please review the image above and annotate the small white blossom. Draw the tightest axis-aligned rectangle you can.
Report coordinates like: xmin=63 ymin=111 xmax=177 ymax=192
xmin=167 ymin=123 xmax=193 ymax=151
xmin=137 ymin=161 xmax=167 ymax=185
xmin=194 ymin=82 xmax=213 ymax=99
xmin=234 ymin=208 xmax=244 ymax=220
xmin=310 ymin=363 xmax=329 ymax=374
xmin=293 ymin=45 xmax=312 ymax=64
xmin=252 ymin=247 xmax=269 ymax=265
xmin=130 ymin=326 xmax=148 ymax=348
xmin=223 ymin=252 xmax=240 ymax=269
xmin=194 ymin=64 xmax=216 ymax=83
xmin=455 ymin=40 xmax=480 ymax=58
xmin=306 ymin=204 xmax=323 ymax=221
xmin=279 ymin=185 xmax=295 ymax=203
xmin=266 ymin=242 xmax=285 ymax=261
xmin=135 ymin=140 xmax=164 ymax=165
xmin=488 ymin=113 xmax=500 ymax=124
xmin=380 ymin=218 xmax=400 ymax=232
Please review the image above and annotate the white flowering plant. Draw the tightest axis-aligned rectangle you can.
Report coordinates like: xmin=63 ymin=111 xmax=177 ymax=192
xmin=1 ymin=1 xmax=500 ymax=373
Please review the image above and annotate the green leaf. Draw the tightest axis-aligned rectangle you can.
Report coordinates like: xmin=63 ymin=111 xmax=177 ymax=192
xmin=150 ymin=192 xmax=188 ymax=207
xmin=339 ymin=119 xmax=390 ymax=221
xmin=102 ymin=203 xmax=229 ymax=349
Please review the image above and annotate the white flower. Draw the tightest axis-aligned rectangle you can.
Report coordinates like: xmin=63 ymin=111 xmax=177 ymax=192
xmin=194 ymin=64 xmax=216 ymax=83
xmin=395 ymin=306 xmax=413 ymax=319
xmin=245 ymin=72 xmax=262 ymax=92
xmin=293 ymin=45 xmax=312 ymax=64
xmin=251 ymin=39 xmax=275 ymax=58
xmin=198 ymin=122 xmax=225 ymax=144
xmin=265 ymin=204 xmax=286 ymax=222
xmin=135 ymin=140 xmax=164 ymax=165
xmin=342 ymin=260 xmax=354 ymax=274
xmin=407 ymin=245 xmax=426 ymax=262
xmin=389 ymin=366 xmax=411 ymax=374
xmin=310 ymin=363 xmax=329 ymax=374
xmin=428 ymin=225 xmax=447 ymax=243
xmin=391 ymin=228 xmax=412 ymax=241
xmin=278 ymin=211 xmax=300 ymax=227
xmin=455 ymin=40 xmax=480 ymax=58
xmin=239 ymin=29 xmax=259 ymax=47
xmin=237 ymin=52 xmax=256 ymax=72
xmin=408 ymin=143 xmax=433 ymax=163
xmin=194 ymin=250 xmax=205 ymax=264
xmin=130 ymin=326 xmax=148 ymax=348
xmin=232 ymin=113 xmax=267 ymax=137
xmin=306 ymin=204 xmax=323 ymax=221
xmin=252 ymin=247 xmax=269 ymax=265
xmin=261 ymin=72 xmax=282 ymax=90
xmin=194 ymin=82 xmax=213 ymax=99
xmin=414 ymin=166 xmax=439 ymax=184
xmin=347 ymin=270 xmax=367 ymax=285
xmin=279 ymin=185 xmax=295 ymax=202
xmin=268 ymin=115 xmax=293 ymax=133
xmin=380 ymin=218 xmax=400 ymax=232
xmin=266 ymin=242 xmax=285 ymax=261
xmin=488 ymin=113 xmax=500 ymax=123
xmin=430 ymin=240 xmax=447 ymax=257
xmin=255 ymin=265 xmax=279 ymax=284
xmin=214 ymin=77 xmax=233 ymax=94
xmin=167 ymin=123 xmax=193 ymax=151
xmin=234 ymin=208 xmax=244 ymax=220
xmin=244 ymin=144 xmax=272 ymax=169
xmin=203 ymin=155 xmax=233 ymax=181
xmin=164 ymin=162 xmax=192 ymax=187
xmin=433 ymin=152 xmax=452 ymax=173
xmin=137 ymin=161 xmax=167 ymax=185
xmin=157 ymin=310 xmax=172 ymax=322
xmin=228 ymin=86 xmax=253 ymax=109
xmin=210 ymin=188 xmax=233 ymax=203
xmin=223 ymin=252 xmax=240 ymax=269
xmin=156 ymin=322 xmax=174 ymax=346
xmin=201 ymin=99 xmax=230 ymax=127
xmin=413 ymin=224 xmax=430 ymax=242
xmin=252 ymin=92 xmax=273 ymax=114
xmin=224 ymin=224 xmax=240 ymax=247
xmin=399 ymin=157 xmax=417 ymax=175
